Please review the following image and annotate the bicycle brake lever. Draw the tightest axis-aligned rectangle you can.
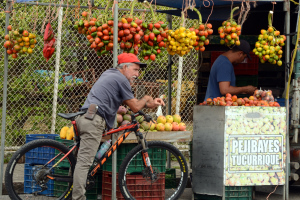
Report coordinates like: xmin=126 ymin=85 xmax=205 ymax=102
xmin=138 ymin=110 xmax=152 ymax=122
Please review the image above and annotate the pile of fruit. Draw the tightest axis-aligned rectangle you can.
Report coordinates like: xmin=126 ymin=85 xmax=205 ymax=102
xmin=116 ymin=106 xmax=186 ymax=131
xmin=190 ymin=8 xmax=213 ymax=52
xmin=140 ymin=1 xmax=168 ymax=61
xmin=200 ymin=90 xmax=280 ymax=107
xmin=252 ymin=11 xmax=285 ymax=66
xmin=4 ymin=25 xmax=37 ymax=59
xmin=60 ymin=126 xmax=75 ymax=140
xmin=218 ymin=7 xmax=241 ymax=47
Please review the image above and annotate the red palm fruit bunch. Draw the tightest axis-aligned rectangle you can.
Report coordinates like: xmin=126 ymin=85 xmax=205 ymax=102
xmin=118 ymin=16 xmax=144 ymax=55
xmin=140 ymin=1 xmax=168 ymax=61
xmin=4 ymin=25 xmax=37 ymax=59
xmin=218 ymin=7 xmax=241 ymax=47
xmin=74 ymin=11 xmax=114 ymax=56
xmin=190 ymin=8 xmax=213 ymax=52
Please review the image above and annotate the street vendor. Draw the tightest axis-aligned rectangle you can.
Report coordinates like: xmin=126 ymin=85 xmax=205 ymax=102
xmin=72 ymin=53 xmax=165 ymax=200
xmin=204 ymin=40 xmax=257 ymax=100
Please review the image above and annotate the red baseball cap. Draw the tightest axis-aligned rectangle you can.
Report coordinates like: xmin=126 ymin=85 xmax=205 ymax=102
xmin=117 ymin=53 xmax=147 ymax=68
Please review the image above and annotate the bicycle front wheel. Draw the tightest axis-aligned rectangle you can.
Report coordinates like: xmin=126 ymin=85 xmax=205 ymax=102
xmin=118 ymin=141 xmax=188 ymax=200
xmin=5 ymin=139 xmax=76 ymax=200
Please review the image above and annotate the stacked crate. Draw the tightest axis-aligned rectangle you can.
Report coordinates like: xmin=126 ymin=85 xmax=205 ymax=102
xmin=54 ymin=137 xmax=102 ymax=200
xmin=102 ymin=143 xmax=167 ymax=199
xmin=194 ymin=186 xmax=253 ymax=200
xmin=24 ymin=134 xmax=58 ymax=196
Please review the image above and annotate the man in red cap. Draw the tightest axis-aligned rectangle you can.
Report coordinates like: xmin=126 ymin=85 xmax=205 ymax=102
xmin=72 ymin=53 xmax=165 ymax=200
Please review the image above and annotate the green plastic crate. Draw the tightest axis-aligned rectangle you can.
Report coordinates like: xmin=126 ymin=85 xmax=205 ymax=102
xmin=55 ymin=137 xmax=75 ymax=168
xmin=165 ymin=168 xmax=176 ymax=189
xmin=194 ymin=186 xmax=252 ymax=200
xmin=235 ymin=75 xmax=258 ymax=87
xmin=54 ymin=168 xmax=102 ymax=199
xmin=225 ymin=186 xmax=252 ymax=200
xmin=103 ymin=143 xmax=166 ymax=173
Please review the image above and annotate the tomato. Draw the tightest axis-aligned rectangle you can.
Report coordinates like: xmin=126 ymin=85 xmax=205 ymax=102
xmin=144 ymin=56 xmax=149 ymax=60
xmin=143 ymin=35 xmax=149 ymax=42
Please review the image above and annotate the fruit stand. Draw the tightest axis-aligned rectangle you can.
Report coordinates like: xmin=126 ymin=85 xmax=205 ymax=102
xmin=0 ymin=0 xmax=296 ymax=199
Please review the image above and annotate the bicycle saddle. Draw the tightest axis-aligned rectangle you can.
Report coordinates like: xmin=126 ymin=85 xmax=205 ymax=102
xmin=58 ymin=111 xmax=86 ymax=120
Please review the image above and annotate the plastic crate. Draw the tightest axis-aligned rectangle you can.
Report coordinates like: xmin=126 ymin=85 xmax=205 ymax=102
xmin=275 ymin=98 xmax=292 ymax=107
xmin=225 ymin=186 xmax=252 ymax=200
xmin=165 ymin=168 xmax=176 ymax=189
xmin=54 ymin=168 xmax=102 ymax=199
xmin=103 ymin=143 xmax=166 ymax=173
xmin=24 ymin=164 xmax=54 ymax=196
xmin=55 ymin=137 xmax=74 ymax=168
xmin=211 ymin=52 xmax=258 ymax=75
xmin=25 ymin=134 xmax=58 ymax=165
xmin=194 ymin=187 xmax=252 ymax=200
xmin=235 ymin=75 xmax=258 ymax=87
xmin=102 ymin=170 xmax=165 ymax=200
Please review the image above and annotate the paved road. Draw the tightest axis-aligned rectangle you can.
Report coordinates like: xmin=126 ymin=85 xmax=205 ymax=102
xmin=1 ymin=187 xmax=300 ymax=199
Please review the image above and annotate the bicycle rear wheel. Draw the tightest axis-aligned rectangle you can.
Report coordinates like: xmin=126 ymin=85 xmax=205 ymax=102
xmin=118 ymin=141 xmax=188 ymax=200
xmin=5 ymin=139 xmax=76 ymax=200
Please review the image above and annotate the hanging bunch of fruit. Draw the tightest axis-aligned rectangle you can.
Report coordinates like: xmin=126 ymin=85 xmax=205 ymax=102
xmin=118 ymin=0 xmax=144 ymax=55
xmin=189 ymin=8 xmax=213 ymax=52
xmin=73 ymin=1 xmax=114 ymax=57
xmin=140 ymin=1 xmax=168 ymax=61
xmin=3 ymin=13 xmax=37 ymax=59
xmin=252 ymin=11 xmax=285 ymax=66
xmin=166 ymin=11 xmax=197 ymax=57
xmin=218 ymin=7 xmax=241 ymax=47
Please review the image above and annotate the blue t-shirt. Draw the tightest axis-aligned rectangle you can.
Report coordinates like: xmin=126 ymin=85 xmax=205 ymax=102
xmin=204 ymin=55 xmax=236 ymax=100
xmin=81 ymin=68 xmax=134 ymax=129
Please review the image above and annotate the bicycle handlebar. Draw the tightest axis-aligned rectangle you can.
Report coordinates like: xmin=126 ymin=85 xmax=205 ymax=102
xmin=130 ymin=109 xmax=152 ymax=123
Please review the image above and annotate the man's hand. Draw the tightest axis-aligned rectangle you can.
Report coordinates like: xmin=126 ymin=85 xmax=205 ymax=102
xmin=244 ymin=85 xmax=257 ymax=95
xmin=154 ymin=98 xmax=165 ymax=106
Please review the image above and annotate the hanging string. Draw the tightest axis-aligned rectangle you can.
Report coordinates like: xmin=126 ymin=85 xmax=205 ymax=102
xmin=242 ymin=1 xmax=251 ymax=26
xmin=238 ymin=0 xmax=244 ymax=24
xmin=75 ymin=0 xmax=80 ymax=20
xmin=204 ymin=0 xmax=214 ymax=25
xmin=266 ymin=184 xmax=278 ymax=200
xmin=271 ymin=1 xmax=276 ymax=24
xmin=41 ymin=0 xmax=52 ymax=33
xmin=112 ymin=0 xmax=118 ymax=15
xmin=33 ymin=2 xmax=39 ymax=33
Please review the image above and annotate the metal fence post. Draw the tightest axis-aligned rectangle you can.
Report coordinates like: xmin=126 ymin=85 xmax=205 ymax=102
xmin=50 ymin=7 xmax=64 ymax=134
xmin=0 ymin=0 xmax=12 ymax=195
xmin=112 ymin=0 xmax=119 ymax=199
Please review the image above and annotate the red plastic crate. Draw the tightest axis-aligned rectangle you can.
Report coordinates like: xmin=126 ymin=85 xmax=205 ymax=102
xmin=211 ymin=51 xmax=259 ymax=75
xmin=102 ymin=170 xmax=165 ymax=200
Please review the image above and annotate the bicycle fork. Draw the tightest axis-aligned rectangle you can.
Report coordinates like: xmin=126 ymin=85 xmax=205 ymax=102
xmin=136 ymin=132 xmax=157 ymax=181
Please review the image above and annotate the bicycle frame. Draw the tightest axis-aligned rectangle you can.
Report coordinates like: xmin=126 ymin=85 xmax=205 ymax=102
xmin=48 ymin=115 xmax=151 ymax=182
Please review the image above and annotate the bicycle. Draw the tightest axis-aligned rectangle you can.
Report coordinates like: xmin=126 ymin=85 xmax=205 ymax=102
xmin=5 ymin=110 xmax=189 ymax=200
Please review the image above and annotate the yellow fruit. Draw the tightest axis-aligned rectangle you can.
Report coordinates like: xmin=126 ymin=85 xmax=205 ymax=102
xmin=66 ymin=129 xmax=72 ymax=140
xmin=69 ymin=126 xmax=75 ymax=140
xmin=60 ymin=126 xmax=69 ymax=139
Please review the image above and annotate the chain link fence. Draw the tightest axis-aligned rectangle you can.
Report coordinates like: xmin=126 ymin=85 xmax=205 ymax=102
xmin=0 ymin=0 xmax=198 ymax=163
